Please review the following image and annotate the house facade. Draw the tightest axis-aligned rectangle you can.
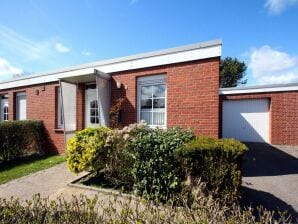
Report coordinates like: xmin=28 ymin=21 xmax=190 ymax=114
xmin=0 ymin=39 xmax=297 ymax=153
xmin=0 ymin=40 xmax=221 ymax=153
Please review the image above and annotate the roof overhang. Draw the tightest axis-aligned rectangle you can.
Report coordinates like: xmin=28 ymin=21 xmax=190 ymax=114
xmin=0 ymin=39 xmax=222 ymax=90
xmin=220 ymin=83 xmax=298 ymax=95
xmin=59 ymin=69 xmax=111 ymax=84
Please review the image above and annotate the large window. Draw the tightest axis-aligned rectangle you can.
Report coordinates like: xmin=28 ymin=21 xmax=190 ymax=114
xmin=138 ymin=75 xmax=166 ymax=127
xmin=57 ymin=87 xmax=64 ymax=129
xmin=0 ymin=95 xmax=8 ymax=121
xmin=16 ymin=92 xmax=26 ymax=120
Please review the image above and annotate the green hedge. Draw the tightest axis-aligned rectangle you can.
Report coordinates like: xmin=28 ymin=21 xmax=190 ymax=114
xmin=67 ymin=127 xmax=111 ymax=173
xmin=128 ymin=127 xmax=194 ymax=202
xmin=175 ymin=137 xmax=248 ymax=201
xmin=0 ymin=120 xmax=45 ymax=163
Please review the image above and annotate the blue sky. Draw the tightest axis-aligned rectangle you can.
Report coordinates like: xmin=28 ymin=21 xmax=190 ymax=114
xmin=0 ymin=0 xmax=298 ymax=85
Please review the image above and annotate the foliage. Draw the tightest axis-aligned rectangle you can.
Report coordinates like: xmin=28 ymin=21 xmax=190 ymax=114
xmin=0 ymin=155 xmax=65 ymax=184
xmin=67 ymin=127 xmax=111 ymax=173
xmin=0 ymin=120 xmax=45 ymax=164
xmin=0 ymin=194 xmax=293 ymax=223
xmin=175 ymin=136 xmax=248 ymax=202
xmin=109 ymin=97 xmax=125 ymax=128
xmin=128 ymin=127 xmax=194 ymax=202
xmin=104 ymin=121 xmax=146 ymax=189
xmin=220 ymin=57 xmax=247 ymax=87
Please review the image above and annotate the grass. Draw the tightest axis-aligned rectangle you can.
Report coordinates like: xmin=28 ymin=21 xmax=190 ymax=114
xmin=0 ymin=154 xmax=66 ymax=184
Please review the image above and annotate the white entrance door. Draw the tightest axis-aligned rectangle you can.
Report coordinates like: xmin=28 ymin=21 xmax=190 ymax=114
xmin=85 ymin=88 xmax=100 ymax=128
xmin=222 ymin=99 xmax=270 ymax=143
xmin=0 ymin=97 xmax=8 ymax=121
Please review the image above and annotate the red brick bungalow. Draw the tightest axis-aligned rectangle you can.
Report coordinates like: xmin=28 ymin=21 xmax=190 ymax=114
xmin=0 ymin=39 xmax=297 ymax=153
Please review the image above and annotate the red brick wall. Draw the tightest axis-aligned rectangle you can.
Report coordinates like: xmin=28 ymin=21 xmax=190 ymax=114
xmin=220 ymin=91 xmax=298 ymax=145
xmin=111 ymin=57 xmax=220 ymax=137
xmin=0 ymin=82 xmax=65 ymax=153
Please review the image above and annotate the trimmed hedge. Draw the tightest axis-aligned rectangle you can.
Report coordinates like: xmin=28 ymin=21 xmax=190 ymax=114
xmin=128 ymin=127 xmax=194 ymax=202
xmin=67 ymin=127 xmax=111 ymax=173
xmin=175 ymin=137 xmax=248 ymax=201
xmin=0 ymin=120 xmax=44 ymax=163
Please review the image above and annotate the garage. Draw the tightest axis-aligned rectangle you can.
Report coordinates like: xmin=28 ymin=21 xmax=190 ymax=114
xmin=222 ymin=99 xmax=270 ymax=143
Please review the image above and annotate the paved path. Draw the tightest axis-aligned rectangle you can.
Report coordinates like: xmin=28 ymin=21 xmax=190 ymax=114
xmin=0 ymin=162 xmax=87 ymax=201
xmin=241 ymin=143 xmax=298 ymax=219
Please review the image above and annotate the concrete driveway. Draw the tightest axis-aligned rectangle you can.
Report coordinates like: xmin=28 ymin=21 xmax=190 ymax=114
xmin=0 ymin=162 xmax=87 ymax=201
xmin=241 ymin=143 xmax=298 ymax=219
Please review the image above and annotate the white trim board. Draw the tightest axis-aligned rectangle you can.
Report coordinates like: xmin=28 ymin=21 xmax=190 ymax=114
xmin=220 ymin=83 xmax=298 ymax=95
xmin=0 ymin=39 xmax=222 ymax=90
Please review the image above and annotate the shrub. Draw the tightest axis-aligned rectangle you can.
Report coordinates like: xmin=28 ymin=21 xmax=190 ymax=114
xmin=175 ymin=137 xmax=248 ymax=202
xmin=0 ymin=194 xmax=293 ymax=223
xmin=67 ymin=127 xmax=111 ymax=173
xmin=0 ymin=120 xmax=44 ymax=163
xmin=128 ymin=127 xmax=194 ymax=202
xmin=104 ymin=121 xmax=146 ymax=189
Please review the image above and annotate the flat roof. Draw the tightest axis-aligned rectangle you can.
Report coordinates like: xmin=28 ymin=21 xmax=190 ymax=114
xmin=220 ymin=82 xmax=298 ymax=95
xmin=0 ymin=39 xmax=222 ymax=90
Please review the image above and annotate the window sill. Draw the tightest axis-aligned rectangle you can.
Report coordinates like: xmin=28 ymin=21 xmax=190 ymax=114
xmin=53 ymin=128 xmax=64 ymax=133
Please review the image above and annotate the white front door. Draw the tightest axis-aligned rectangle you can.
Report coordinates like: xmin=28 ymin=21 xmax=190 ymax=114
xmin=85 ymin=88 xmax=100 ymax=128
xmin=0 ymin=97 xmax=8 ymax=121
xmin=222 ymin=99 xmax=270 ymax=143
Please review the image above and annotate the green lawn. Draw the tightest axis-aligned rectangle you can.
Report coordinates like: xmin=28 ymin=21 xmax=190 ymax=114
xmin=0 ymin=155 xmax=66 ymax=184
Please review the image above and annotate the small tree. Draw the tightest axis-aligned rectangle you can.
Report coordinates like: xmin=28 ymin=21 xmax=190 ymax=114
xmin=220 ymin=57 xmax=247 ymax=88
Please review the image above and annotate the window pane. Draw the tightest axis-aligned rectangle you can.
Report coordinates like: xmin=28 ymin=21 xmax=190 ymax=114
xmin=141 ymin=86 xmax=152 ymax=99
xmin=153 ymin=99 xmax=165 ymax=108
xmin=91 ymin=109 xmax=96 ymax=116
xmin=152 ymin=84 xmax=165 ymax=98
xmin=95 ymin=117 xmax=99 ymax=124
xmin=141 ymin=99 xmax=152 ymax=109
xmin=153 ymin=110 xmax=165 ymax=125
xmin=90 ymin=117 xmax=95 ymax=124
xmin=141 ymin=110 xmax=152 ymax=125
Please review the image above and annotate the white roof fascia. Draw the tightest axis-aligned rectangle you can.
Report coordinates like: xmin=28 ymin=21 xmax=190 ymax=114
xmin=220 ymin=83 xmax=298 ymax=95
xmin=0 ymin=39 xmax=222 ymax=90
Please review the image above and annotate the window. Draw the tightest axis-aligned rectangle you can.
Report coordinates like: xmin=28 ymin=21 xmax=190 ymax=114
xmin=16 ymin=92 xmax=26 ymax=120
xmin=0 ymin=95 xmax=8 ymax=121
xmin=138 ymin=75 xmax=166 ymax=127
xmin=57 ymin=87 xmax=64 ymax=129
xmin=90 ymin=100 xmax=99 ymax=124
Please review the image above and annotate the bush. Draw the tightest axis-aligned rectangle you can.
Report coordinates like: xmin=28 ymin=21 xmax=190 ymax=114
xmin=0 ymin=194 xmax=293 ymax=223
xmin=128 ymin=127 xmax=194 ymax=202
xmin=0 ymin=120 xmax=44 ymax=163
xmin=175 ymin=137 xmax=248 ymax=202
xmin=67 ymin=127 xmax=111 ymax=173
xmin=104 ymin=122 xmax=146 ymax=189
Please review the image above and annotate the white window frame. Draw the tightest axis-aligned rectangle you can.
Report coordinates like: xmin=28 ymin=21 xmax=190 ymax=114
xmin=137 ymin=74 xmax=167 ymax=128
xmin=16 ymin=92 xmax=27 ymax=120
xmin=57 ymin=87 xmax=64 ymax=129
xmin=0 ymin=95 xmax=8 ymax=121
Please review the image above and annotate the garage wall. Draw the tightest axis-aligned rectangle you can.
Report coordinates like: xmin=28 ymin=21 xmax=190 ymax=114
xmin=220 ymin=91 xmax=298 ymax=145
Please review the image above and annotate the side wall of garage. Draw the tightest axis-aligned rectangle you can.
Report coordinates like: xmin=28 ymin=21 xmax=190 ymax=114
xmin=220 ymin=91 xmax=298 ymax=145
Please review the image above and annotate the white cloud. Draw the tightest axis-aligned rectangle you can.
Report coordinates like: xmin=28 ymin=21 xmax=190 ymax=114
xmin=81 ymin=51 xmax=91 ymax=56
xmin=55 ymin=42 xmax=70 ymax=53
xmin=0 ymin=25 xmax=71 ymax=63
xmin=249 ymin=45 xmax=298 ymax=84
xmin=265 ymin=0 xmax=298 ymax=14
xmin=0 ymin=57 xmax=23 ymax=80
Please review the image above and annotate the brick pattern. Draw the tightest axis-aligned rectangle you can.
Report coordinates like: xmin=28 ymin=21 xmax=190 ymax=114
xmin=220 ymin=91 xmax=298 ymax=145
xmin=111 ymin=58 xmax=220 ymax=137
xmin=0 ymin=83 xmax=64 ymax=153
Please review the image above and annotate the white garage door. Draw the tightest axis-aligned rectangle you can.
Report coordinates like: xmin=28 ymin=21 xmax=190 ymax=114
xmin=222 ymin=99 xmax=270 ymax=143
